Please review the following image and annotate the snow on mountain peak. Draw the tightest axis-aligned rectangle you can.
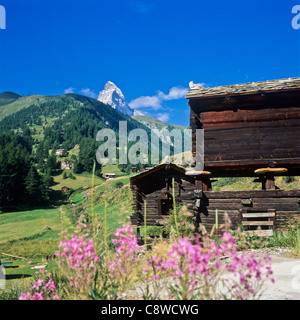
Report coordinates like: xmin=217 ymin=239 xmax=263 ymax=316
xmin=98 ymin=81 xmax=134 ymax=116
xmin=104 ymin=81 xmax=119 ymax=91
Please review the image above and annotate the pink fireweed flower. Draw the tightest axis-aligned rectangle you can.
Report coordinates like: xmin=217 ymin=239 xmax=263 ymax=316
xmin=18 ymin=292 xmax=32 ymax=300
xmin=43 ymin=278 xmax=56 ymax=292
xmin=33 ymin=278 xmax=44 ymax=290
xmin=19 ymin=274 xmax=59 ymax=301
xmin=31 ymin=292 xmax=44 ymax=300
xmin=108 ymin=223 xmax=141 ymax=285
xmin=148 ymin=232 xmax=274 ymax=300
xmin=56 ymin=234 xmax=100 ymax=290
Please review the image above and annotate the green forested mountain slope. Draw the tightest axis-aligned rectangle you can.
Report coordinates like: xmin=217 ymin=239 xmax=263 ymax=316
xmin=132 ymin=115 xmax=187 ymax=131
xmin=0 ymin=92 xmax=150 ymax=149
xmin=0 ymin=91 xmax=22 ymax=109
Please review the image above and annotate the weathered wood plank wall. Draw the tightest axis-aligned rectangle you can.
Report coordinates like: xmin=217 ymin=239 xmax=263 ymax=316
xmin=189 ymin=91 xmax=300 ymax=176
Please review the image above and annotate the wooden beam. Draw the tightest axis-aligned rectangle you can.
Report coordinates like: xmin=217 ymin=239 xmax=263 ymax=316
xmin=0 ymin=252 xmax=26 ymax=260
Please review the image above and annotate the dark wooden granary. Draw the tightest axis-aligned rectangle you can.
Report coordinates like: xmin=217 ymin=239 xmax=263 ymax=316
xmin=187 ymin=77 xmax=300 ymax=177
xmin=130 ymin=163 xmax=197 ymax=238
xmin=130 ymin=78 xmax=300 ymax=238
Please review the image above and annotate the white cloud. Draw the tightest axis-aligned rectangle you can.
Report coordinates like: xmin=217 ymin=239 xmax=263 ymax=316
xmin=156 ymin=113 xmax=170 ymax=122
xmin=64 ymin=87 xmax=75 ymax=94
xmin=80 ymin=88 xmax=97 ymax=99
xmin=158 ymin=86 xmax=189 ymax=101
xmin=129 ymin=95 xmax=162 ymax=110
xmin=191 ymin=81 xmax=206 ymax=88
xmin=129 ymin=86 xmax=189 ymax=111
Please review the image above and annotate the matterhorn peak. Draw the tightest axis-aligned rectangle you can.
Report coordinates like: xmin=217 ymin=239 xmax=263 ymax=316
xmin=98 ymin=81 xmax=134 ymax=116
xmin=104 ymin=81 xmax=118 ymax=90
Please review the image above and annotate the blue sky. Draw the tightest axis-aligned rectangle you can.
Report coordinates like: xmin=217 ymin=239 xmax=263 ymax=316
xmin=0 ymin=0 xmax=299 ymax=126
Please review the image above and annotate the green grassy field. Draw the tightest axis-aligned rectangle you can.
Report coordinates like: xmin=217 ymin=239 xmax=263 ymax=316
xmin=0 ymin=92 xmax=21 ymax=107
xmin=0 ymin=207 xmax=68 ymax=292
xmin=0 ymin=208 xmax=62 ymax=244
xmin=51 ymin=171 xmax=105 ymax=191
xmin=212 ymin=176 xmax=300 ymax=191
xmin=0 ymin=95 xmax=49 ymax=121
xmin=0 ymin=168 xmax=135 ymax=294
xmin=64 ymin=175 xmax=135 ymax=235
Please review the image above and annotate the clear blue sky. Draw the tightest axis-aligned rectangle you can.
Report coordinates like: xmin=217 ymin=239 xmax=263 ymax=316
xmin=0 ymin=0 xmax=299 ymax=126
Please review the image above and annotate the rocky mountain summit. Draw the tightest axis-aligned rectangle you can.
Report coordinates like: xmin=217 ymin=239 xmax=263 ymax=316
xmin=98 ymin=81 xmax=134 ymax=116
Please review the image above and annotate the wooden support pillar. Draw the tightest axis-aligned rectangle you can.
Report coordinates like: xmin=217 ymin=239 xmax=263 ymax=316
xmin=202 ymin=177 xmax=212 ymax=191
xmin=136 ymin=226 xmax=141 ymax=238
xmin=265 ymin=173 xmax=275 ymax=190
xmin=177 ymin=183 xmax=181 ymax=196
xmin=254 ymin=167 xmax=288 ymax=191
xmin=195 ymin=178 xmax=203 ymax=190
xmin=185 ymin=169 xmax=212 ymax=235
xmin=186 ymin=170 xmax=212 ymax=191
xmin=165 ymin=178 xmax=169 ymax=191
xmin=261 ymin=177 xmax=266 ymax=190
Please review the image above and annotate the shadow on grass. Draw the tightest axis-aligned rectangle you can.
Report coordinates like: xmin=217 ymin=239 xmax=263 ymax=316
xmin=6 ymin=274 xmax=32 ymax=280
xmin=1 ymin=189 xmax=69 ymax=213
xmin=51 ymin=169 xmax=63 ymax=177
xmin=49 ymin=189 xmax=69 ymax=206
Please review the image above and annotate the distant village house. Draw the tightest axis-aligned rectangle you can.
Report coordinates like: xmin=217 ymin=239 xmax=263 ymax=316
xmin=130 ymin=167 xmax=137 ymax=174
xmin=105 ymin=173 xmax=116 ymax=180
xmin=56 ymin=149 xmax=68 ymax=156
xmin=61 ymin=186 xmax=69 ymax=193
xmin=60 ymin=160 xmax=74 ymax=170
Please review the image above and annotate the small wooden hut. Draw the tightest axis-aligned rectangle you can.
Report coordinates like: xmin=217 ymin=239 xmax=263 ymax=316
xmin=105 ymin=173 xmax=116 ymax=180
xmin=130 ymin=163 xmax=197 ymax=239
xmin=61 ymin=186 xmax=69 ymax=193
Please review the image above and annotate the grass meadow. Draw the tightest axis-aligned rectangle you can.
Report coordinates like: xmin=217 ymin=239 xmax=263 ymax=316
xmin=0 ymin=165 xmax=135 ymax=292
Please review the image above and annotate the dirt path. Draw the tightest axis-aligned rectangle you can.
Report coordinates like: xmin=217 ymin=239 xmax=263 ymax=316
xmin=259 ymin=253 xmax=300 ymax=300
xmin=123 ymin=247 xmax=300 ymax=300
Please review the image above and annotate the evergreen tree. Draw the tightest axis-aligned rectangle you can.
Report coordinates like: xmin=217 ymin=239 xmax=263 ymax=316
xmin=73 ymin=157 xmax=83 ymax=174
xmin=78 ymin=138 xmax=102 ymax=174
xmin=0 ymin=132 xmax=48 ymax=208
xmin=43 ymin=169 xmax=54 ymax=189
xmin=25 ymin=166 xmax=44 ymax=204
xmin=46 ymin=153 xmax=57 ymax=174
xmin=68 ymin=171 xmax=76 ymax=180
xmin=37 ymin=157 xmax=45 ymax=170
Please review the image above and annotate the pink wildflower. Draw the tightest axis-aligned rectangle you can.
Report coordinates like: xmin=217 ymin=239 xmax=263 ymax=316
xmin=107 ymin=223 xmax=141 ymax=286
xmin=150 ymin=232 xmax=274 ymax=299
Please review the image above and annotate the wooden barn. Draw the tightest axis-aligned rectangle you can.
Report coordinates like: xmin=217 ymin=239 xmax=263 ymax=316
xmin=130 ymin=78 xmax=300 ymax=239
xmin=130 ymin=163 xmax=197 ymax=239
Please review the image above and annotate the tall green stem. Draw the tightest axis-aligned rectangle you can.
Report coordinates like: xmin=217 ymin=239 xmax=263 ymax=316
xmin=104 ymin=200 xmax=108 ymax=274
xmin=91 ymin=160 xmax=97 ymax=255
xmin=215 ymin=209 xmax=219 ymax=237
xmin=297 ymin=227 xmax=300 ymax=254
xmin=144 ymin=200 xmax=147 ymax=259
xmin=172 ymin=178 xmax=179 ymax=237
